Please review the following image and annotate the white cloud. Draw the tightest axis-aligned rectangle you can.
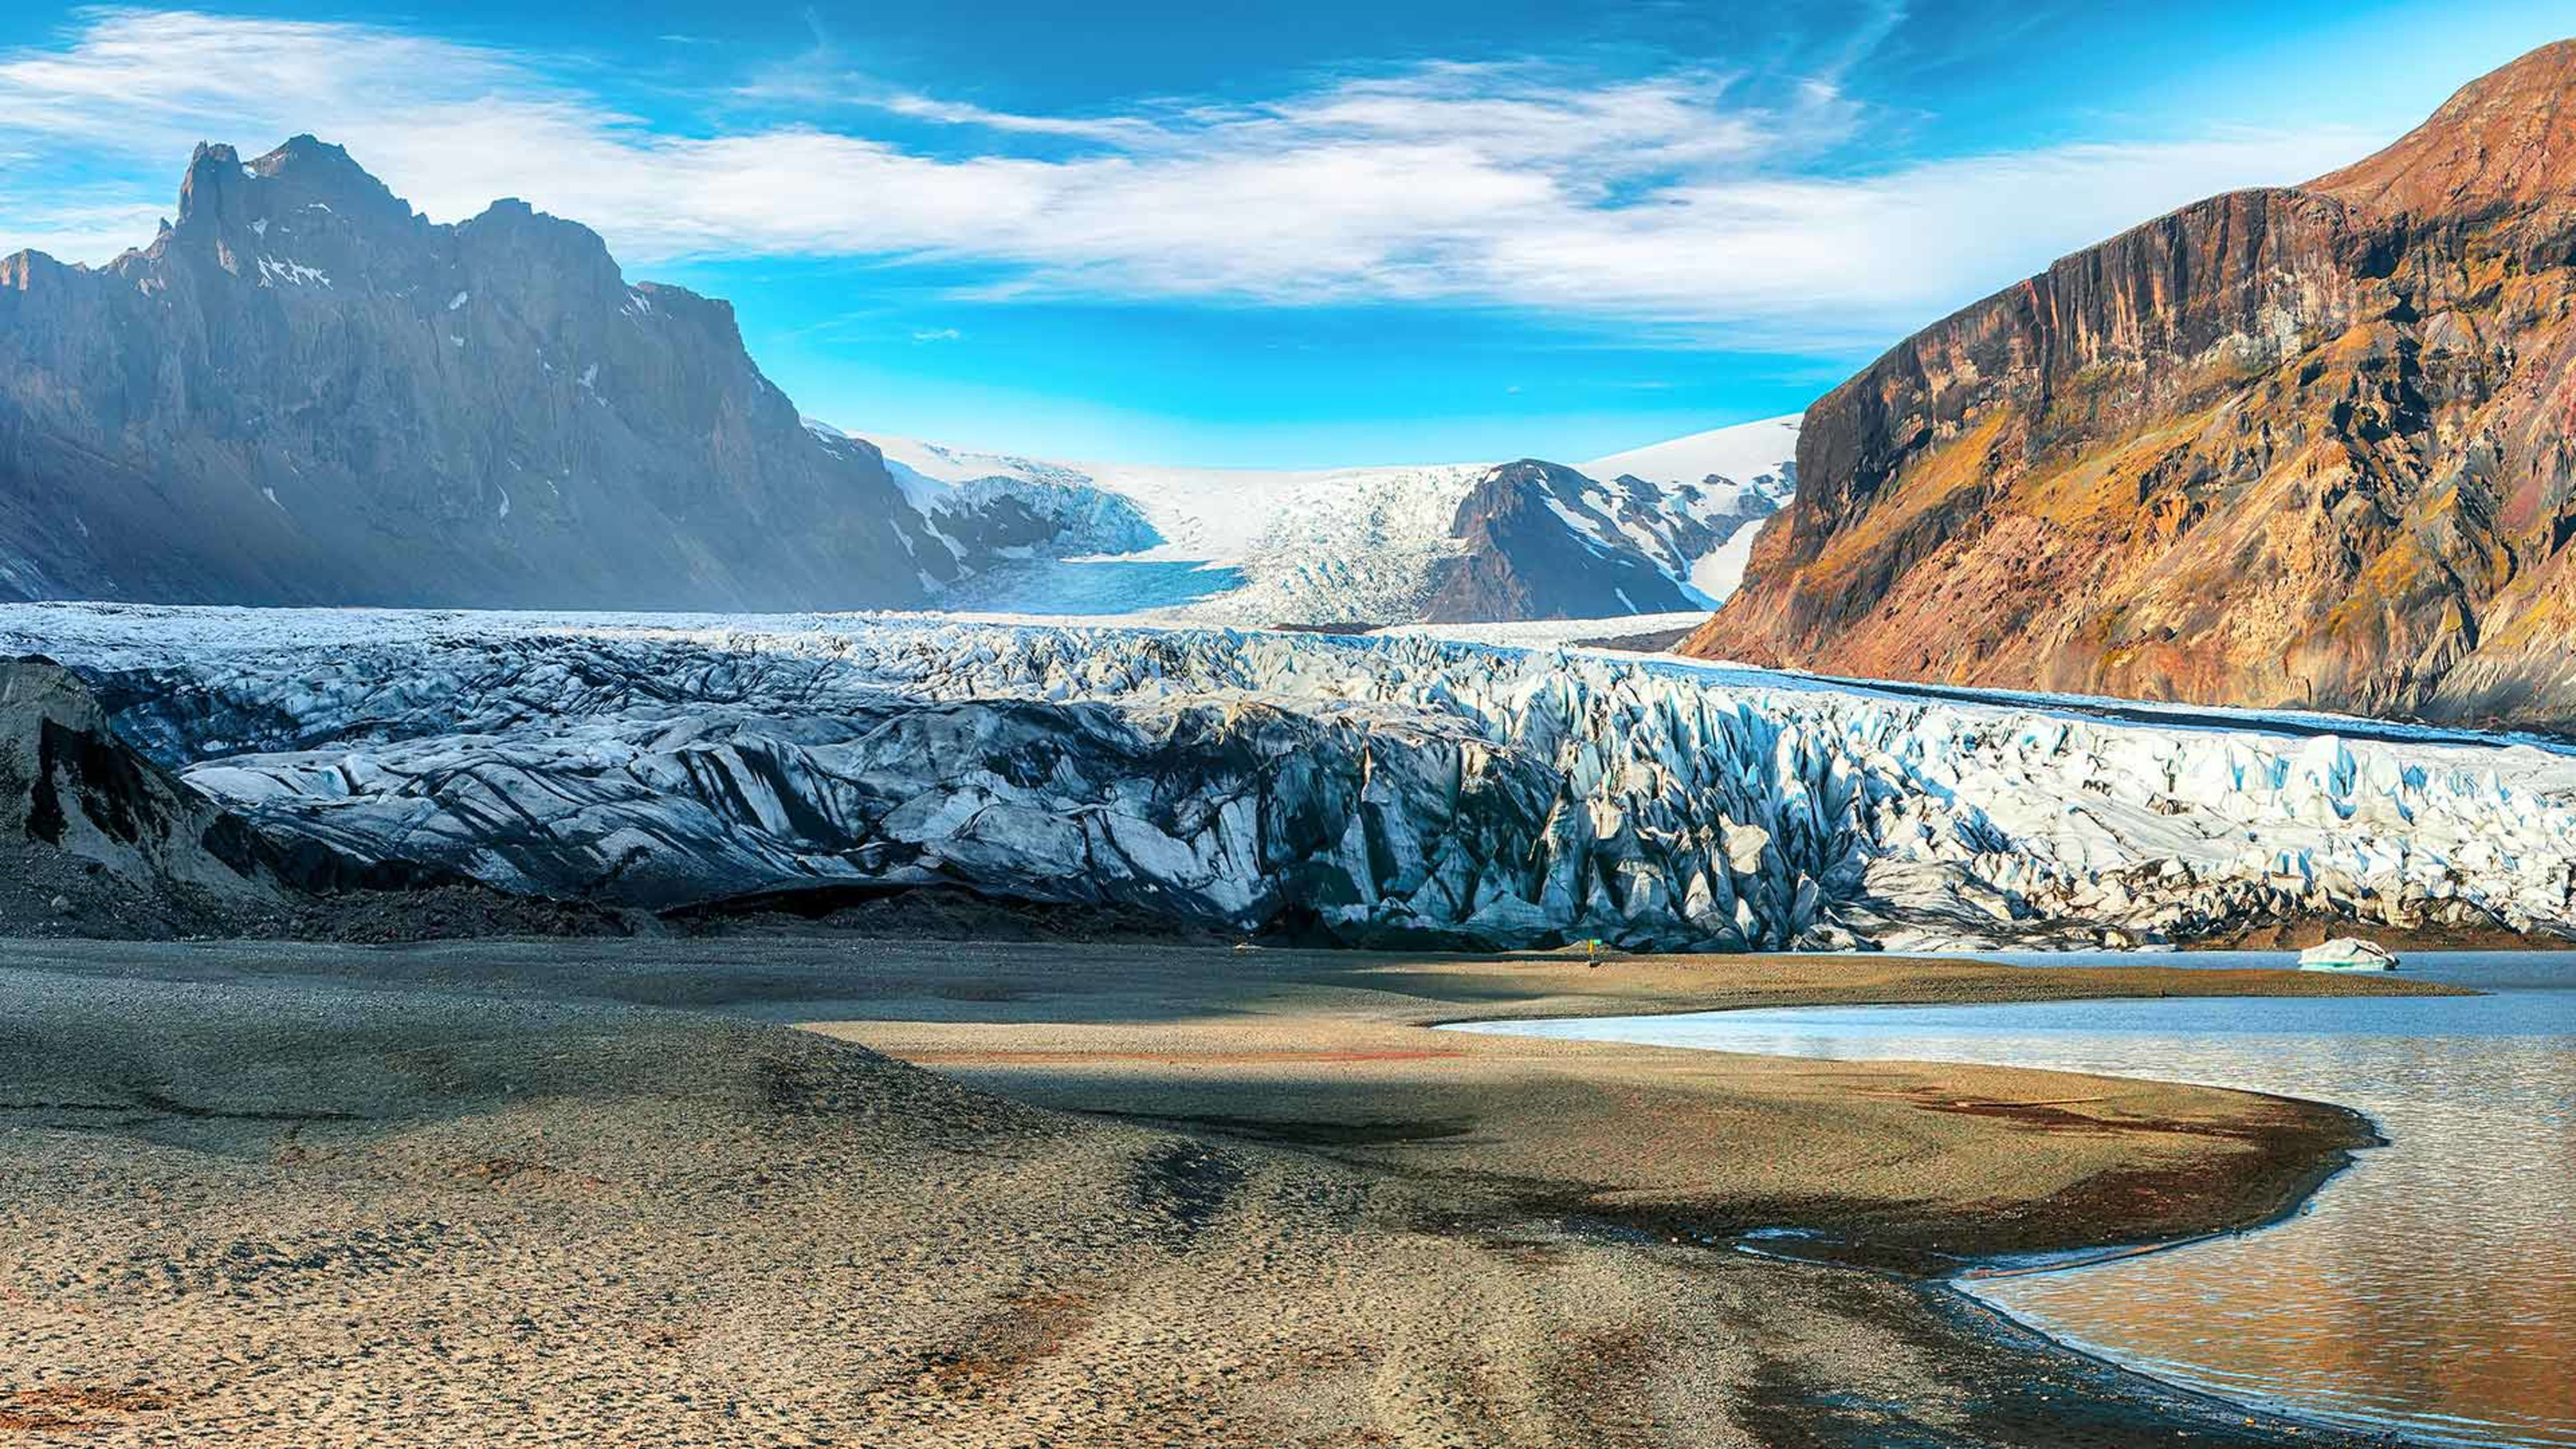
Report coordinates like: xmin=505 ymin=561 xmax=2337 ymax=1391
xmin=869 ymin=93 xmax=1163 ymax=148
xmin=910 ymin=327 xmax=961 ymax=342
xmin=0 ymin=8 xmax=2386 ymax=338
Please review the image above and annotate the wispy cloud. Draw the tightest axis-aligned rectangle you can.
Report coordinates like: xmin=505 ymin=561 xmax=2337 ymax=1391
xmin=0 ymin=8 xmax=2379 ymax=338
xmin=869 ymin=93 xmax=1163 ymax=147
xmin=0 ymin=174 xmax=165 ymax=260
xmin=910 ymin=326 xmax=962 ymax=342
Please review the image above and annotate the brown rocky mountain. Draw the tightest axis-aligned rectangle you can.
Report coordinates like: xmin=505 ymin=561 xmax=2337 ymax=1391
xmin=0 ymin=139 xmax=1085 ymax=608
xmin=1684 ymin=40 xmax=2576 ymax=731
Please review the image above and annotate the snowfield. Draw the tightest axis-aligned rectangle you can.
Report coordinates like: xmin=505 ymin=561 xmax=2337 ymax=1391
xmin=1579 ymin=417 xmax=1800 ymax=602
xmin=13 ymin=600 xmax=2571 ymax=952
xmin=865 ymin=432 xmax=1492 ymax=621
xmin=1578 ymin=415 xmax=1801 ymax=499
xmin=857 ymin=416 xmax=1799 ymax=622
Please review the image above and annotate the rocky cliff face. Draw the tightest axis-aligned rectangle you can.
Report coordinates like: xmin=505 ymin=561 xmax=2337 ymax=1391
xmin=1686 ymin=41 xmax=2576 ymax=731
xmin=0 ymin=139 xmax=1069 ymax=609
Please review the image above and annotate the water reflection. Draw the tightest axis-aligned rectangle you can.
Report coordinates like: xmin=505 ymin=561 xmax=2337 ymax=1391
xmin=1454 ymin=954 xmax=2576 ymax=1448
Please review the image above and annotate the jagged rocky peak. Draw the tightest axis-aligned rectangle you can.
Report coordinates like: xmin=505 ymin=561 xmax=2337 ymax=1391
xmin=170 ymin=136 xmax=413 ymax=250
xmin=176 ymin=140 xmax=242 ymax=219
xmin=457 ymin=196 xmax=623 ymax=284
xmin=0 ymin=136 xmax=1128 ymax=610
xmin=1687 ymin=38 xmax=2576 ymax=733
xmin=252 ymin=133 xmax=396 ymax=191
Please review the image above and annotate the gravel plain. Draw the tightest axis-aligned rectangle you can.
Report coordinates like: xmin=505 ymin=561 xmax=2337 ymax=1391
xmin=0 ymin=938 xmax=2453 ymax=1446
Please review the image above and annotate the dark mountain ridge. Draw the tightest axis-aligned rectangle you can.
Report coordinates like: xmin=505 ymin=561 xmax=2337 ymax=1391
xmin=0 ymin=138 xmax=1027 ymax=609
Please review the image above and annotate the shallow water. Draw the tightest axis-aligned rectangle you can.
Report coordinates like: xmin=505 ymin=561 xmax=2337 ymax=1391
xmin=1452 ymin=953 xmax=2576 ymax=1448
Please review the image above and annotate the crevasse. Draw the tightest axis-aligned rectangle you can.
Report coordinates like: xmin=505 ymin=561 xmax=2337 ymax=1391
xmin=12 ymin=602 xmax=2572 ymax=950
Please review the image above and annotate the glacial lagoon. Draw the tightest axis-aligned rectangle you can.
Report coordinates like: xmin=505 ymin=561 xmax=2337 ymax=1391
xmin=1454 ymin=952 xmax=2576 ymax=1447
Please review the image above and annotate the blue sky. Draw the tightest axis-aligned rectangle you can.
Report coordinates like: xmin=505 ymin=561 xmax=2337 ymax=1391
xmin=0 ymin=3 xmax=2569 ymax=464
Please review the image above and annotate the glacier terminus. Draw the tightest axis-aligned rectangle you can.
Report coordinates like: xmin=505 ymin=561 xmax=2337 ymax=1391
xmin=15 ymin=602 xmax=2575 ymax=953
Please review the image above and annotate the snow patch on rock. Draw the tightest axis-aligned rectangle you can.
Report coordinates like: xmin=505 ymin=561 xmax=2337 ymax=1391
xmin=255 ymin=256 xmax=329 ymax=288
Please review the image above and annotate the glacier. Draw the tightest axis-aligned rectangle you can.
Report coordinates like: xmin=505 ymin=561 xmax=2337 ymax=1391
xmin=860 ymin=416 xmax=1799 ymax=625
xmin=9 ymin=601 xmax=2574 ymax=951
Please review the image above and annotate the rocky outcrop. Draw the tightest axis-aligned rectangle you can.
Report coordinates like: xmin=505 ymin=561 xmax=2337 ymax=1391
xmin=0 ymin=655 xmax=276 ymax=895
xmin=1686 ymin=40 xmax=2576 ymax=733
xmin=1420 ymin=461 xmax=1704 ymax=621
xmin=0 ymin=651 xmax=635 ymax=938
xmin=0 ymin=138 xmax=1090 ymax=609
xmin=19 ymin=603 xmax=2576 ymax=953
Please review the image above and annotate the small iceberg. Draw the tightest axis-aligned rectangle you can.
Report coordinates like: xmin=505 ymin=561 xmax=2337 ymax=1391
xmin=2298 ymin=937 xmax=2401 ymax=972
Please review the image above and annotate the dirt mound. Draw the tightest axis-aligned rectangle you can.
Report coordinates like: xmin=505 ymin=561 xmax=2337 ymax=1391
xmin=0 ymin=655 xmax=627 ymax=941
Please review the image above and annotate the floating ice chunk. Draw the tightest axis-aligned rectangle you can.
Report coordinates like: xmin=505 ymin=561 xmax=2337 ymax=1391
xmin=2298 ymin=937 xmax=2400 ymax=971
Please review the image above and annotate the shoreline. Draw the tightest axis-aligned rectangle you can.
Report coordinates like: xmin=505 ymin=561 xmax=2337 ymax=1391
xmin=1430 ymin=973 xmax=2438 ymax=1446
xmin=1919 ymin=1283 xmax=2382 ymax=1444
xmin=1424 ymin=977 xmax=2415 ymax=1447
xmin=1 ymin=936 xmax=2458 ymax=1446
xmin=2182 ymin=917 xmax=2576 ymax=951
xmin=1411 ymin=959 xmax=2422 ymax=1273
xmin=800 ymin=944 xmax=2441 ymax=1445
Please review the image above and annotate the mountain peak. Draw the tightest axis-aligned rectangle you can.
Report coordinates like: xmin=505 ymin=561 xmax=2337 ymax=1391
xmin=252 ymin=135 xmax=372 ymax=185
xmin=2308 ymin=38 xmax=2576 ymax=215
xmin=0 ymin=135 xmax=961 ymax=612
xmin=172 ymin=136 xmax=415 ymax=237
xmin=176 ymin=141 xmax=247 ymax=225
xmin=248 ymin=135 xmax=412 ymax=225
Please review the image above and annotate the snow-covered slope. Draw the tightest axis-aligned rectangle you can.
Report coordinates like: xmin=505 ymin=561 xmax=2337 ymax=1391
xmin=17 ymin=602 xmax=2575 ymax=954
xmin=871 ymin=433 xmax=1495 ymax=621
xmin=860 ymin=416 xmax=1800 ymax=623
xmin=1579 ymin=415 xmax=1801 ymax=498
xmin=1579 ymin=415 xmax=1801 ymax=602
xmin=873 ymin=436 xmax=1485 ymax=569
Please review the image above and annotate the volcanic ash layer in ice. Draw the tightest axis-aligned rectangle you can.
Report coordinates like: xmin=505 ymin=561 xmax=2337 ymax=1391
xmin=13 ymin=602 xmax=2576 ymax=951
